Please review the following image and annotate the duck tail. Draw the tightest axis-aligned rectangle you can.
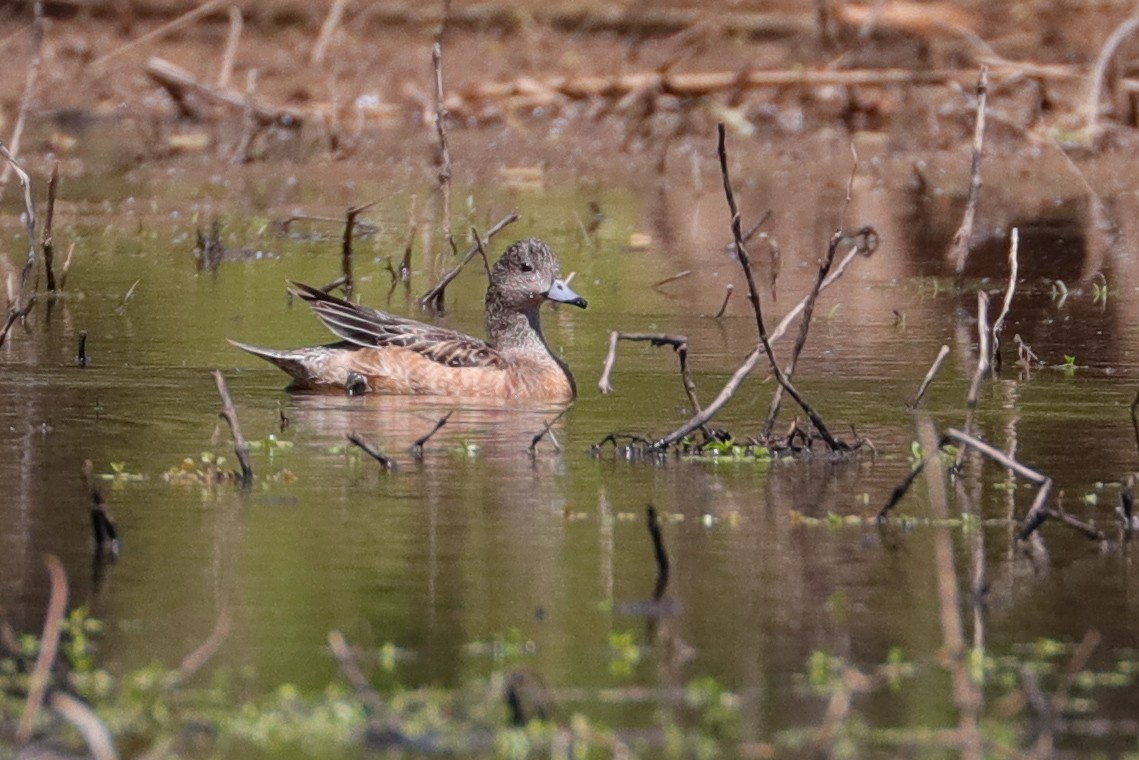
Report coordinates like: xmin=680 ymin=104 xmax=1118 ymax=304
xmin=227 ymin=339 xmax=320 ymax=384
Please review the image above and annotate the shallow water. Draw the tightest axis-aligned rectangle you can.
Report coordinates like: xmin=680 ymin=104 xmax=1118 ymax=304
xmin=4 ymin=147 xmax=1139 ymax=754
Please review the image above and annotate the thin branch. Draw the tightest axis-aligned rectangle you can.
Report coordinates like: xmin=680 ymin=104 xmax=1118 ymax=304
xmin=418 ymin=212 xmax=519 ymax=310
xmin=217 ymin=6 xmax=242 ymax=88
xmin=92 ymin=0 xmax=228 ymax=68
xmin=989 ymin=228 xmax=1019 ymax=371
xmin=0 ymin=0 xmax=43 ymax=189
xmin=410 ymin=410 xmax=453 ymax=458
xmin=341 ymin=200 xmax=378 ymax=300
xmin=311 ymin=0 xmax=349 ymax=65
xmin=949 ymin=66 xmax=988 ymax=275
xmin=528 ymin=408 xmax=568 ymax=456
xmin=432 ymin=41 xmax=457 ymax=257
xmin=907 ymin=345 xmax=951 ymax=410
xmin=171 ymin=606 xmax=232 ymax=688
xmin=762 ymin=229 xmax=844 ymax=438
xmin=646 ymin=504 xmax=670 ymax=601
xmin=713 ymin=284 xmax=734 ymax=318
xmin=42 ymin=162 xmax=58 ymax=292
xmin=718 ymin=123 xmax=841 ymax=450
xmin=347 ymin=432 xmax=397 ymax=470
xmin=212 ymin=370 xmax=253 ymax=485
xmin=47 ymin=692 xmax=117 ymax=760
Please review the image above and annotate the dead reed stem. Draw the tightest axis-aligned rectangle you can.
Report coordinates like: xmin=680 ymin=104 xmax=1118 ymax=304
xmin=432 ymin=41 xmax=457 ymax=257
xmin=0 ymin=140 xmax=37 ymax=284
xmin=211 ymin=370 xmax=253 ymax=485
xmin=16 ymin=553 xmax=68 ymax=743
xmin=1131 ymin=390 xmax=1139 ymax=462
xmin=42 ymin=162 xmax=58 ymax=292
xmin=418 ymin=212 xmax=519 ymax=310
xmin=717 ymin=123 xmax=840 ymax=450
xmin=949 ymin=66 xmax=988 ymax=276
xmin=907 ymin=344 xmax=951 ymax=410
xmin=400 ymin=194 xmax=420 ymax=279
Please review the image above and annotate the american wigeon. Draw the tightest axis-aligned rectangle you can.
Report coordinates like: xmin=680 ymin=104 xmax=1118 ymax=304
xmin=230 ymin=238 xmax=587 ymax=401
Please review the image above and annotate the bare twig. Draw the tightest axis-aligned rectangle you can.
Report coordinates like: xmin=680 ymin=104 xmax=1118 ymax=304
xmin=1131 ymin=390 xmax=1139 ymax=463
xmin=762 ymin=229 xmax=844 ymax=438
xmin=989 ymin=228 xmax=1019 ymax=371
xmin=93 ymin=0 xmax=228 ymax=68
xmin=312 ymin=0 xmax=349 ymax=65
xmin=348 ymin=432 xmax=397 ymax=470
xmin=717 ymin=124 xmax=841 ymax=450
xmin=341 ymin=201 xmax=378 ymax=299
xmin=17 ymin=553 xmax=68 ymax=743
xmin=0 ymin=0 xmax=43 ymax=189
xmin=212 ymin=370 xmax=253 ymax=484
xmin=410 ymin=411 xmax=453 ymax=458
xmin=598 ymin=332 xmax=701 ymax=416
xmin=907 ymin=345 xmax=951 ymax=410
xmin=400 ymin=194 xmax=419 ymax=280
xmin=418 ymin=212 xmax=519 ymax=310
xmin=713 ymin=284 xmax=734 ymax=318
xmin=147 ymin=57 xmax=303 ymax=128
xmin=966 ymin=291 xmax=991 ymax=410
xmin=652 ymin=270 xmax=691 ymax=290
xmin=78 ymin=331 xmax=89 ymax=367
xmin=433 ymin=41 xmax=457 ymax=257
xmin=949 ymin=66 xmax=988 ymax=275
xmin=217 ymin=6 xmax=242 ymax=88
xmin=42 ymin=162 xmax=58 ymax=292
xmin=0 ymin=140 xmax=37 ymax=285
xmin=528 ymin=408 xmax=568 ymax=456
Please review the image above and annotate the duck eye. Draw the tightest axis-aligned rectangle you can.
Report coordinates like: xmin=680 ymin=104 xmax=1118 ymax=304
xmin=519 ymin=262 xmax=534 ymax=273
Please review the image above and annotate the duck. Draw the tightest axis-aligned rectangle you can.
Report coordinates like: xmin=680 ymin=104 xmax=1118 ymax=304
xmin=229 ymin=238 xmax=587 ymax=401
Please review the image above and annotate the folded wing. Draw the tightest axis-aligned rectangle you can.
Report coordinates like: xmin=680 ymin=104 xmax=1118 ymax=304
xmin=290 ymin=282 xmax=507 ymax=369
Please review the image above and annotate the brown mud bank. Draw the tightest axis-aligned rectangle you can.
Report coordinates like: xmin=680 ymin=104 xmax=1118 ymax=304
xmin=5 ymin=0 xmax=1139 ymax=182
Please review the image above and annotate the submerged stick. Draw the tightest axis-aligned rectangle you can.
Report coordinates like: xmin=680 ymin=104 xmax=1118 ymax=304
xmin=432 ymin=41 xmax=457 ymax=257
xmin=948 ymin=66 xmax=988 ymax=276
xmin=347 ymin=432 xmax=397 ymax=470
xmin=82 ymin=460 xmax=119 ymax=556
xmin=410 ymin=410 xmax=453 ymax=458
xmin=42 ymin=162 xmax=58 ymax=292
xmin=16 ymin=553 xmax=68 ymax=743
xmin=713 ymin=284 xmax=734 ymax=318
xmin=77 ymin=331 xmax=89 ymax=367
xmin=418 ymin=212 xmax=519 ymax=310
xmin=211 ymin=370 xmax=252 ymax=484
xmin=528 ymin=408 xmax=567 ymax=455
xmin=646 ymin=504 xmax=670 ymax=601
xmin=907 ymin=345 xmax=951 ymax=410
